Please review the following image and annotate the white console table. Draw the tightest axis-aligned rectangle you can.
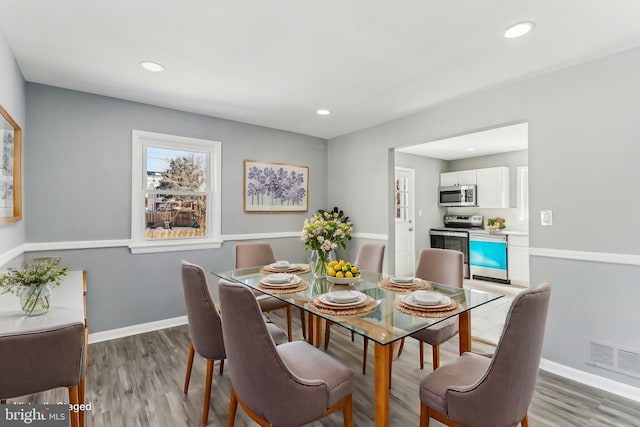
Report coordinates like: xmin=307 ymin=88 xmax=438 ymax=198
xmin=0 ymin=270 xmax=85 ymax=334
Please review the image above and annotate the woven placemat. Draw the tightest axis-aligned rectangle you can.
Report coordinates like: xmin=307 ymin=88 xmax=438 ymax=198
xmin=308 ymin=295 xmax=378 ymax=316
xmin=258 ymin=280 xmax=309 ymax=294
xmin=394 ymin=299 xmax=462 ymax=318
xmin=379 ymin=277 xmax=431 ymax=292
xmin=260 ymin=264 xmax=310 ymax=274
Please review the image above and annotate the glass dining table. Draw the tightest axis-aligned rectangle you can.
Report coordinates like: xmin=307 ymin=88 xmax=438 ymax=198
xmin=211 ymin=266 xmax=503 ymax=427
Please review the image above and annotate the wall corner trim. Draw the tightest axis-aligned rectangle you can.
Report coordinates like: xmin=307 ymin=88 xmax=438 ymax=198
xmin=539 ymin=358 xmax=640 ymax=403
xmin=530 ymin=247 xmax=640 ymax=266
xmin=0 ymin=244 xmax=26 ymax=267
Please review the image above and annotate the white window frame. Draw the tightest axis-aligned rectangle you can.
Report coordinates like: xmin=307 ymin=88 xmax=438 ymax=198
xmin=129 ymin=130 xmax=222 ymax=254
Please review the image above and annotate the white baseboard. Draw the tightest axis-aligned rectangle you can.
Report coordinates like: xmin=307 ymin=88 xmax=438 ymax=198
xmin=540 ymin=358 xmax=640 ymax=403
xmin=88 ymin=315 xmax=188 ymax=344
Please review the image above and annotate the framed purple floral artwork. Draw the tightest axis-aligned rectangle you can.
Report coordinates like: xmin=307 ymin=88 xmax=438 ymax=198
xmin=244 ymin=160 xmax=308 ymax=212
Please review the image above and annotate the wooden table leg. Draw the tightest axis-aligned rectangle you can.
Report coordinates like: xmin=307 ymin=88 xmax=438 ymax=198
xmin=459 ymin=311 xmax=471 ymax=354
xmin=307 ymin=312 xmax=315 ymax=345
xmin=313 ymin=315 xmax=322 ymax=347
xmin=374 ymin=343 xmax=391 ymax=427
xmin=306 ymin=313 xmax=323 ymax=347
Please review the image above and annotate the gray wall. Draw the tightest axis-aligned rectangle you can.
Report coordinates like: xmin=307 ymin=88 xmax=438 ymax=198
xmin=395 ymin=152 xmax=447 ymax=256
xmin=0 ymin=27 xmax=26 ymax=265
xmin=449 ymin=149 xmax=528 ymax=208
xmin=328 ymin=47 xmax=640 ymax=387
xmin=24 ymin=83 xmax=327 ymax=332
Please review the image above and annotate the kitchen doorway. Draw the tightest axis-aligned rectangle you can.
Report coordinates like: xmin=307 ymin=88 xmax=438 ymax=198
xmin=394 ymin=167 xmax=416 ymax=275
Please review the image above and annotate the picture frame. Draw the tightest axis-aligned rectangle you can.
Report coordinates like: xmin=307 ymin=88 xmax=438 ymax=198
xmin=0 ymin=104 xmax=21 ymax=224
xmin=244 ymin=160 xmax=308 ymax=212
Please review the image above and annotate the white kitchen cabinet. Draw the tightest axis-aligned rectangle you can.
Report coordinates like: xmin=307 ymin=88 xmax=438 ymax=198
xmin=440 ymin=169 xmax=477 ymax=186
xmin=508 ymin=235 xmax=529 ymax=287
xmin=476 ymin=166 xmax=509 ymax=208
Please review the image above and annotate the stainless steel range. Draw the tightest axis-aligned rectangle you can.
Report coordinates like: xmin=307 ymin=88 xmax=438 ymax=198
xmin=429 ymin=215 xmax=483 ymax=279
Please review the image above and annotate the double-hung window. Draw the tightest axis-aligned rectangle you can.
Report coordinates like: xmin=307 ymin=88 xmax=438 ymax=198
xmin=130 ymin=130 xmax=222 ymax=254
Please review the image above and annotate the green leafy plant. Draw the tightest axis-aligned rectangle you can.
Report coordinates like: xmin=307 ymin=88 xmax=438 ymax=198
xmin=487 ymin=217 xmax=506 ymax=230
xmin=0 ymin=259 xmax=69 ymax=315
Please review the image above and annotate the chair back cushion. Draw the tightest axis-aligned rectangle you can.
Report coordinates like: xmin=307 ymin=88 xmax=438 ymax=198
xmin=447 ymin=283 xmax=551 ymax=426
xmin=0 ymin=322 xmax=85 ymax=399
xmin=415 ymin=248 xmax=464 ymax=288
xmin=356 ymin=243 xmax=385 ymax=273
xmin=181 ymin=261 xmax=225 ymax=360
xmin=235 ymin=243 xmax=277 ymax=268
xmin=218 ymin=279 xmax=328 ymax=425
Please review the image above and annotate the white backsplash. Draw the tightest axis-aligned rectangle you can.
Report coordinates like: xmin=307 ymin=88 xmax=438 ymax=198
xmin=447 ymin=207 xmax=529 ymax=232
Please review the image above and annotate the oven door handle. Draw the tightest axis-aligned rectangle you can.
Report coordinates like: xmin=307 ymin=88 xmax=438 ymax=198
xmin=430 ymin=231 xmax=468 ymax=238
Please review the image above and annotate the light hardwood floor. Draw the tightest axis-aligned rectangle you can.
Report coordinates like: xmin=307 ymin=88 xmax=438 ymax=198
xmin=8 ymin=312 xmax=640 ymax=426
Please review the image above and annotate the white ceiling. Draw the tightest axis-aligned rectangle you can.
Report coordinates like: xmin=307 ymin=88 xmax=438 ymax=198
xmin=1 ymin=1 xmax=639 ymax=139
xmin=397 ymin=122 xmax=528 ymax=161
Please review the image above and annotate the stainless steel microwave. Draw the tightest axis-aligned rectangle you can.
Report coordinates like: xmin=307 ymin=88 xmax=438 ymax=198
xmin=438 ymin=185 xmax=477 ymax=207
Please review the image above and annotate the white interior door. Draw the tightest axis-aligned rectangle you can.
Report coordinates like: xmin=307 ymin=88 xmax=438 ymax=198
xmin=395 ymin=167 xmax=415 ymax=275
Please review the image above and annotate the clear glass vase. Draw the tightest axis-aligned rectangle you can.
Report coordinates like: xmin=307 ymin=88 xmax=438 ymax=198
xmin=18 ymin=284 xmax=52 ymax=316
xmin=309 ymin=250 xmax=336 ymax=278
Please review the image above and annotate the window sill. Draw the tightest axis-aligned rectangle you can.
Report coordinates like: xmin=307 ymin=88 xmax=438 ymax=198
xmin=129 ymin=239 xmax=223 ymax=254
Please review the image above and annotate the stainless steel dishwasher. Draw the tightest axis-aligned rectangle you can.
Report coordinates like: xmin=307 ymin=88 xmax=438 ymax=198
xmin=468 ymin=232 xmax=509 ymax=283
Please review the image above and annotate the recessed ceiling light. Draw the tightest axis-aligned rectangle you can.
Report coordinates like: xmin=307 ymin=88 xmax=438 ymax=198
xmin=316 ymin=109 xmax=331 ymax=116
xmin=467 ymin=147 xmax=476 ymax=151
xmin=504 ymin=21 xmax=534 ymax=39
xmin=141 ymin=61 xmax=165 ymax=72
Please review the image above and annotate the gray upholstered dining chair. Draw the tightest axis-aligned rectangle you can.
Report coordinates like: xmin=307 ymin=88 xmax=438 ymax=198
xmin=409 ymin=248 xmax=464 ymax=370
xmin=323 ymin=243 xmax=386 ymax=375
xmin=419 ymin=282 xmax=551 ymax=427
xmin=181 ymin=260 xmax=288 ymax=425
xmin=218 ymin=278 xmax=355 ymax=427
xmin=235 ymin=242 xmax=297 ymax=340
xmin=0 ymin=322 xmax=86 ymax=427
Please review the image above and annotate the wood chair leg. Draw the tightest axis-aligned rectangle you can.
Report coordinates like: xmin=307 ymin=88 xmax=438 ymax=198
xmin=351 ymin=330 xmax=355 ymax=342
xmin=343 ymin=394 xmax=353 ymax=427
xmin=324 ymin=320 xmax=331 ymax=350
xmin=227 ymin=387 xmax=238 ymax=427
xmin=419 ymin=341 xmax=424 ymax=369
xmin=68 ymin=385 xmax=80 ymax=427
xmin=521 ymin=413 xmax=529 ymax=427
xmin=202 ymin=359 xmax=214 ymax=426
xmin=78 ymin=377 xmax=85 ymax=427
xmin=362 ymin=337 xmax=369 ymax=375
xmin=219 ymin=359 xmax=225 ymax=375
xmin=300 ymin=308 xmax=307 ymax=339
xmin=184 ymin=341 xmax=195 ymax=393
xmin=432 ymin=344 xmax=440 ymax=370
xmin=286 ymin=306 xmax=293 ymax=342
xmin=419 ymin=402 xmax=429 ymax=427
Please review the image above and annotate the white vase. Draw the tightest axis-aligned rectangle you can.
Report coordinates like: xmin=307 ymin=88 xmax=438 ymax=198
xmin=18 ymin=284 xmax=52 ymax=316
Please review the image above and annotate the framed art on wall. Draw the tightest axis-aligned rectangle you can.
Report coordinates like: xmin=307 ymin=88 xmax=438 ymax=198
xmin=244 ymin=160 xmax=308 ymax=212
xmin=0 ymin=104 xmax=21 ymax=224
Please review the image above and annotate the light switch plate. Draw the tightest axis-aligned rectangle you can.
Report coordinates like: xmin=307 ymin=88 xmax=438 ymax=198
xmin=540 ymin=210 xmax=553 ymax=226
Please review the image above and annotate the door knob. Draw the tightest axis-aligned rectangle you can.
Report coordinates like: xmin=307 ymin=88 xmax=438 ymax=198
xmin=408 ymin=228 xmax=414 ymax=232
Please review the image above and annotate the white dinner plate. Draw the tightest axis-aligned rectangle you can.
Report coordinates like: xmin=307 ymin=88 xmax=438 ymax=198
xmin=390 ymin=276 xmax=415 ymax=284
xmin=263 ymin=273 xmax=295 ymax=284
xmin=402 ymin=294 xmax=452 ymax=310
xmin=328 ymin=290 xmax=360 ymax=303
xmin=268 ymin=263 xmax=299 ymax=271
xmin=389 ymin=277 xmax=417 ymax=286
xmin=261 ymin=275 xmax=301 ymax=287
xmin=319 ymin=292 xmax=367 ymax=307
